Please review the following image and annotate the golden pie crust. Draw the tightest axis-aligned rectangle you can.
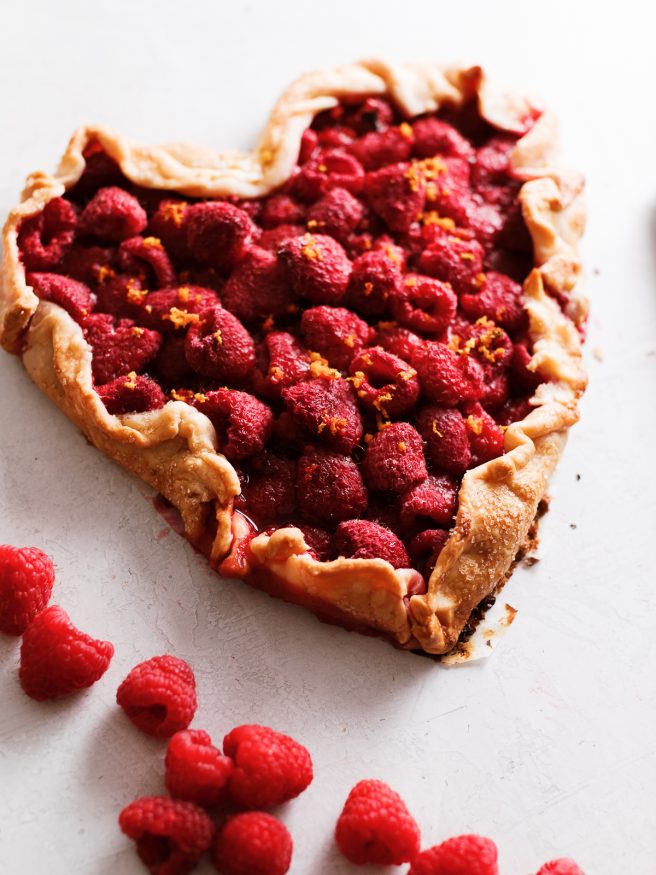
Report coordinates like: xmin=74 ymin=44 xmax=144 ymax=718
xmin=0 ymin=61 xmax=587 ymax=655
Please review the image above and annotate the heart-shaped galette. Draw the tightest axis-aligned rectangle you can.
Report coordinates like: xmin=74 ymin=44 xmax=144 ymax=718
xmin=0 ymin=61 xmax=587 ymax=656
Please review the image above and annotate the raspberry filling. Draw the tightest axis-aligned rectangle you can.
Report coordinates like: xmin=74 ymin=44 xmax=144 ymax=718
xmin=18 ymin=99 xmax=545 ymax=587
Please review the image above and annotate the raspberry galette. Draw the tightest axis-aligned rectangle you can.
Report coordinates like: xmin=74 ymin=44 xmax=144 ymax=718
xmin=0 ymin=61 xmax=587 ymax=656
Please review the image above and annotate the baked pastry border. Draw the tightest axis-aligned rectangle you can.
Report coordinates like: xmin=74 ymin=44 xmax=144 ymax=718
xmin=0 ymin=60 xmax=587 ymax=655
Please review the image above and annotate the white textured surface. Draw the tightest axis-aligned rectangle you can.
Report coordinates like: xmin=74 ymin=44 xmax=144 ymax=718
xmin=1 ymin=2 xmax=656 ymax=873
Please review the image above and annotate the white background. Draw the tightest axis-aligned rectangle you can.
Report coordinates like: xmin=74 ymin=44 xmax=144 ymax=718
xmin=1 ymin=1 xmax=655 ymax=872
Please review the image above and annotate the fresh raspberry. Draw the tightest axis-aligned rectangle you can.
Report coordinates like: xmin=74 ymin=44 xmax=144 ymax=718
xmin=18 ymin=197 xmax=77 ymax=271
xmin=347 ymin=97 xmax=395 ymax=134
xmin=349 ymin=126 xmax=413 ymax=170
xmin=364 ymin=161 xmax=426 ymax=233
xmin=27 ymin=272 xmax=93 ymax=322
xmin=257 ymin=224 xmax=306 ymax=252
xmin=346 ymin=249 xmax=403 ymax=317
xmin=463 ymin=402 xmax=505 ymax=466
xmin=422 ymin=158 xmax=472 ymax=228
xmin=117 ymin=235 xmax=176 ymax=289
xmin=19 ymin=605 xmax=113 ymax=700
xmin=460 ymin=271 xmax=525 ymax=331
xmin=509 ymin=342 xmax=542 ymax=394
xmin=221 ymin=247 xmax=295 ymax=323
xmin=223 ymin=724 xmax=313 ymax=808
xmin=137 ymin=285 xmax=220 ymax=335
xmin=213 ymin=812 xmax=292 ymax=875
xmin=400 ymin=474 xmax=458 ymax=527
xmin=408 ymin=528 xmax=449 ymax=577
xmin=0 ymin=545 xmax=54 ymax=636
xmin=408 ymin=834 xmax=499 ymax=875
xmin=253 ymin=331 xmax=310 ymax=398
xmin=119 ymin=795 xmax=213 ymax=875
xmin=292 ymin=148 xmax=365 ymax=202
xmin=271 ymin=411 xmax=311 ymax=454
xmin=63 ymin=243 xmax=115 ymax=285
xmin=238 ymin=453 xmax=296 ymax=523
xmin=193 ymin=389 xmax=273 ymax=461
xmin=362 ymin=423 xmax=427 ymax=493
xmin=301 ymin=305 xmax=372 ymax=371
xmin=411 ymin=341 xmax=484 ymax=406
xmin=316 ymin=126 xmax=356 ymax=148
xmin=96 ymin=373 xmax=166 ymax=415
xmin=155 ymin=337 xmax=195 ymax=384
xmin=70 ymin=145 xmax=125 ymax=199
xmin=306 ymin=187 xmax=364 ymax=243
xmin=78 ymin=186 xmax=147 ymax=242
xmin=116 ymin=654 xmax=197 ymax=738
xmin=335 ymin=520 xmax=409 ymax=568
xmin=185 ymin=201 xmax=255 ymax=269
xmin=471 ymin=135 xmax=516 ymax=192
xmin=456 ymin=318 xmax=513 ymax=375
xmin=290 ymin=524 xmax=334 ymax=561
xmin=147 ymin=199 xmax=192 ymax=263
xmin=335 ymin=779 xmax=421 ymax=866
xmin=415 ymin=405 xmax=472 ymax=475
xmin=349 ymin=347 xmax=420 ymax=417
xmin=94 ymin=273 xmax=146 ymax=319
xmin=481 ymin=372 xmax=510 ymax=412
xmin=278 ymin=233 xmax=351 ymax=305
xmin=412 ymin=117 xmax=474 ymax=160
xmin=417 ymin=234 xmax=484 ymax=294
xmin=467 ymin=202 xmax=505 ymax=249
xmin=165 ymin=729 xmax=233 ymax=808
xmin=184 ymin=306 xmax=255 ymax=382
xmin=260 ymin=193 xmax=306 ymax=228
xmin=392 ymin=274 xmax=457 ymax=335
xmin=282 ymin=377 xmax=362 ymax=454
xmin=83 ymin=313 xmax=161 ymax=384
xmin=535 ymin=859 xmax=585 ymax=875
xmin=376 ymin=324 xmax=425 ymax=362
xmin=297 ymin=446 xmax=367 ymax=525
xmin=298 ymin=128 xmax=319 ymax=163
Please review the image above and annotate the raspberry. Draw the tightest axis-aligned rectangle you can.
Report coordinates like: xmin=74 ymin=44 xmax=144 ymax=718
xmin=306 ymin=187 xmax=364 ymax=242
xmin=460 ymin=271 xmax=525 ymax=331
xmin=213 ymin=812 xmax=292 ymax=875
xmin=349 ymin=126 xmax=413 ymax=170
xmin=463 ymin=402 xmax=505 ymax=466
xmin=254 ymin=331 xmax=310 ymax=398
xmin=0 ymin=545 xmax=54 ymax=636
xmin=223 ymin=724 xmax=313 ymax=808
xmin=411 ymin=341 xmax=484 ymax=406
xmin=193 ymin=389 xmax=273 ymax=461
xmin=467 ymin=202 xmax=505 ymax=249
xmin=301 ymin=305 xmax=371 ymax=371
xmin=392 ymin=273 xmax=457 ymax=335
xmin=185 ymin=201 xmax=255 ymax=269
xmin=292 ymin=148 xmax=365 ymax=202
xmin=316 ymin=126 xmax=356 ymax=148
xmin=271 ymin=412 xmax=310 ymax=454
xmin=27 ymin=272 xmax=93 ymax=322
xmin=155 ymin=337 xmax=194 ymax=384
xmin=116 ymin=654 xmax=197 ymax=738
xmin=347 ymin=97 xmax=395 ymax=134
xmin=78 ymin=186 xmax=147 ymax=242
xmin=83 ymin=313 xmax=161 ymax=384
xmin=481 ymin=372 xmax=510 ymax=412
xmin=335 ymin=520 xmax=409 ymax=568
xmin=376 ymin=324 xmax=425 ymax=361
xmin=19 ymin=605 xmax=113 ymax=700
xmin=184 ymin=306 xmax=255 ymax=382
xmin=335 ymin=779 xmax=421 ymax=866
xmin=346 ymin=249 xmax=403 ymax=317
xmin=298 ymin=128 xmax=319 ymax=163
xmin=257 ymin=224 xmax=305 ymax=252
xmin=349 ymin=347 xmax=420 ymax=417
xmin=18 ymin=197 xmax=77 ymax=271
xmin=535 ymin=860 xmax=585 ymax=875
xmin=415 ymin=405 xmax=471 ymax=475
xmin=364 ymin=162 xmax=426 ymax=233
xmin=238 ymin=453 xmax=296 ymax=523
xmin=64 ymin=244 xmax=115 ymax=286
xmin=408 ymin=834 xmax=499 ymax=875
xmin=137 ymin=285 xmax=220 ymax=335
xmin=400 ymin=474 xmax=458 ymax=527
xmin=221 ymin=247 xmax=295 ymax=323
xmin=260 ymin=193 xmax=306 ymax=228
xmin=119 ymin=795 xmax=213 ymax=875
xmin=117 ymin=235 xmax=176 ymax=289
xmin=96 ymin=373 xmax=166 ymax=415
xmin=165 ymin=729 xmax=233 ymax=808
xmin=417 ymin=234 xmax=484 ymax=294
xmin=471 ymin=136 xmax=516 ymax=191
xmin=510 ymin=342 xmax=542 ymax=394
xmin=297 ymin=446 xmax=367 ymax=525
xmin=495 ymin=395 xmax=533 ymax=427
xmin=95 ymin=274 xmax=145 ymax=319
xmin=456 ymin=318 xmax=513 ymax=375
xmin=412 ymin=117 xmax=474 ymax=160
xmin=290 ymin=524 xmax=334 ymax=561
xmin=362 ymin=423 xmax=427 ymax=493
xmin=282 ymin=377 xmax=362 ymax=454
xmin=147 ymin=199 xmax=191 ymax=263
xmin=70 ymin=145 xmax=125 ymax=199
xmin=278 ymin=233 xmax=351 ymax=305
xmin=408 ymin=528 xmax=449 ymax=577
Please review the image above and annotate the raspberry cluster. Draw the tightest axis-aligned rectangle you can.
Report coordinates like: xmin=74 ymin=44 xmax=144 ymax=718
xmin=18 ymin=93 xmax=546 ymax=587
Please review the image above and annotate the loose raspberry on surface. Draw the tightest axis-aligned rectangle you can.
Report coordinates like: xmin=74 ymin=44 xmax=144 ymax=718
xmin=361 ymin=422 xmax=427 ymax=493
xmin=400 ymin=474 xmax=458 ymax=527
xmin=412 ymin=341 xmax=484 ymax=406
xmin=335 ymin=778 xmax=421 ymax=866
xmin=301 ymin=305 xmax=372 ymax=371
xmin=185 ymin=201 xmax=255 ymax=269
xmin=116 ymin=654 xmax=197 ymax=738
xmin=221 ymin=246 xmax=295 ymax=323
xmin=282 ymin=376 xmax=362 ymax=454
xmin=119 ymin=795 xmax=214 ymax=875
xmin=165 ymin=729 xmax=233 ymax=808
xmin=297 ymin=446 xmax=367 ymax=525
xmin=279 ymin=233 xmax=352 ymax=304
xmin=346 ymin=248 xmax=404 ymax=317
xmin=193 ymin=389 xmax=273 ymax=462
xmin=223 ymin=724 xmax=313 ymax=809
xmin=96 ymin=373 xmax=166 ymax=415
xmin=349 ymin=346 xmax=420 ymax=417
xmin=213 ymin=812 xmax=292 ymax=875
xmin=0 ymin=545 xmax=55 ymax=636
xmin=27 ymin=272 xmax=93 ymax=322
xmin=18 ymin=197 xmax=77 ymax=271
xmin=535 ymin=859 xmax=586 ymax=875
xmin=408 ymin=834 xmax=499 ymax=875
xmin=19 ymin=605 xmax=113 ymax=700
xmin=415 ymin=406 xmax=472 ymax=475
xmin=335 ymin=520 xmax=409 ymax=568
xmin=184 ymin=306 xmax=256 ymax=382
xmin=78 ymin=186 xmax=147 ymax=242
xmin=83 ymin=313 xmax=162 ymax=384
